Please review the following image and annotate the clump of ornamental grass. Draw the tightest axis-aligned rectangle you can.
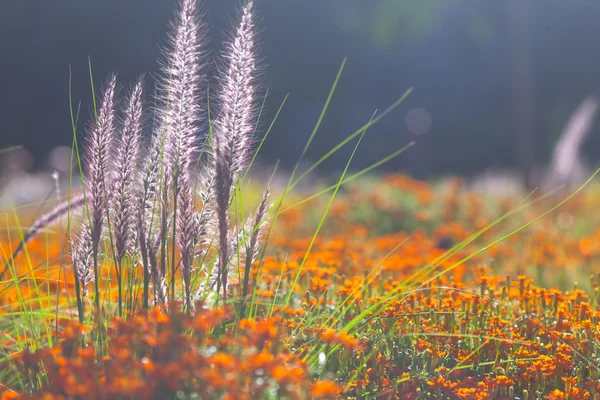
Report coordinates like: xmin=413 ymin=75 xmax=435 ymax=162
xmin=1 ymin=0 xmax=419 ymax=325
xmin=6 ymin=0 xmax=271 ymax=321
xmin=0 ymin=2 xmax=418 ymax=376
xmin=0 ymin=0 xmax=428 ymax=396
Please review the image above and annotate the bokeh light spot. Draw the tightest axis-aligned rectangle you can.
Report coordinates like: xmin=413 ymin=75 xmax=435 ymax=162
xmin=406 ymin=108 xmax=432 ymax=135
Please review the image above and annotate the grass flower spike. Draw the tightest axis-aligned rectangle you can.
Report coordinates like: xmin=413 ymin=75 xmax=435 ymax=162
xmin=73 ymin=74 xmax=117 ymax=313
xmin=213 ymin=0 xmax=259 ymax=302
xmin=110 ymin=77 xmax=144 ymax=263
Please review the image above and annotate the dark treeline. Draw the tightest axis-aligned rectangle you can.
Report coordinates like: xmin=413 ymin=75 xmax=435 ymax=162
xmin=2 ymin=0 xmax=600 ymax=179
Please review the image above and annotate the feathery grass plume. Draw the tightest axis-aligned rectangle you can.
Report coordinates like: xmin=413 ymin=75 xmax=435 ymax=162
xmin=84 ymin=74 xmax=118 ymax=253
xmin=238 ymin=188 xmax=270 ymax=317
xmin=157 ymin=0 xmax=206 ymax=302
xmin=543 ymin=96 xmax=598 ymax=191
xmin=196 ymin=169 xmax=215 ymax=243
xmin=73 ymin=74 xmax=118 ymax=313
xmin=137 ymin=126 xmax=168 ymax=307
xmin=213 ymin=0 xmax=258 ymax=302
xmin=138 ymin=130 xmax=166 ymax=307
xmin=109 ymin=77 xmax=144 ymax=316
xmin=177 ymin=177 xmax=199 ymax=310
xmin=246 ymin=188 xmax=271 ymax=266
xmin=159 ymin=0 xmax=204 ymax=189
xmin=230 ymin=188 xmax=270 ymax=274
xmin=73 ymin=219 xmax=94 ymax=294
xmin=1 ymin=193 xmax=85 ymax=281
xmin=161 ymin=0 xmax=204 ymax=179
xmin=111 ymin=77 xmax=144 ymax=263
xmin=183 ymin=164 xmax=216 ymax=305
xmin=149 ymin=231 xmax=168 ymax=305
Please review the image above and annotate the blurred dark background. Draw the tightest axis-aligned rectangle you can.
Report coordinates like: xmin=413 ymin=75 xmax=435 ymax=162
xmin=2 ymin=0 xmax=600 ymax=183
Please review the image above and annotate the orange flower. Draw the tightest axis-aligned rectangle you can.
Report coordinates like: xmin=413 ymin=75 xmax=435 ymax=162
xmin=320 ymin=328 xmax=363 ymax=351
xmin=272 ymin=365 xmax=304 ymax=383
xmin=311 ymin=380 xmax=341 ymax=398
xmin=546 ymin=389 xmax=568 ymax=400
xmin=0 ymin=392 xmax=20 ymax=400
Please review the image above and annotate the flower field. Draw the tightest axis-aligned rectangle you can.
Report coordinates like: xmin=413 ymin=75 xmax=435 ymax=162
xmin=3 ymin=173 xmax=600 ymax=399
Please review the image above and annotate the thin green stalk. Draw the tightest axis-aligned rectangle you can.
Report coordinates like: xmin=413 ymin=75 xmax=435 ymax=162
xmin=87 ymin=58 xmax=102 ymax=315
xmin=171 ymin=179 xmax=178 ymax=303
xmin=68 ymin=65 xmax=86 ymax=323
xmin=280 ymin=142 xmax=415 ymax=214
xmin=281 ymin=111 xmax=372 ymax=312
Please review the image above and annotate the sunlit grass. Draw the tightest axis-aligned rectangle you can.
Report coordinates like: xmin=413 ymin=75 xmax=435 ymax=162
xmin=5 ymin=0 xmax=600 ymax=397
xmin=5 ymin=165 xmax=600 ymax=398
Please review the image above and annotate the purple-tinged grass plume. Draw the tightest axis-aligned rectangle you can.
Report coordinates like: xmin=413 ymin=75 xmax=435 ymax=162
xmin=137 ymin=125 xmax=168 ymax=307
xmin=157 ymin=0 xmax=206 ymax=302
xmin=177 ymin=176 xmax=199 ymax=310
xmin=110 ymin=77 xmax=144 ymax=316
xmin=213 ymin=0 xmax=259 ymax=302
xmin=111 ymin=77 xmax=144 ymax=262
xmin=237 ymin=188 xmax=271 ymax=317
xmin=73 ymin=74 xmax=118 ymax=312
xmin=7 ymin=0 xmax=273 ymax=315
xmin=230 ymin=188 xmax=270 ymax=274
xmin=2 ymin=193 xmax=85 ymax=282
xmin=246 ymin=188 xmax=271 ymax=266
xmin=137 ymin=130 xmax=166 ymax=307
xmin=160 ymin=0 xmax=204 ymax=180
xmin=73 ymin=218 xmax=94 ymax=299
xmin=543 ymin=96 xmax=598 ymax=191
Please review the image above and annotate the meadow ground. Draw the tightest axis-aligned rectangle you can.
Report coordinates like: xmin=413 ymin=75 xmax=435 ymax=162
xmin=2 ymin=173 xmax=600 ymax=399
